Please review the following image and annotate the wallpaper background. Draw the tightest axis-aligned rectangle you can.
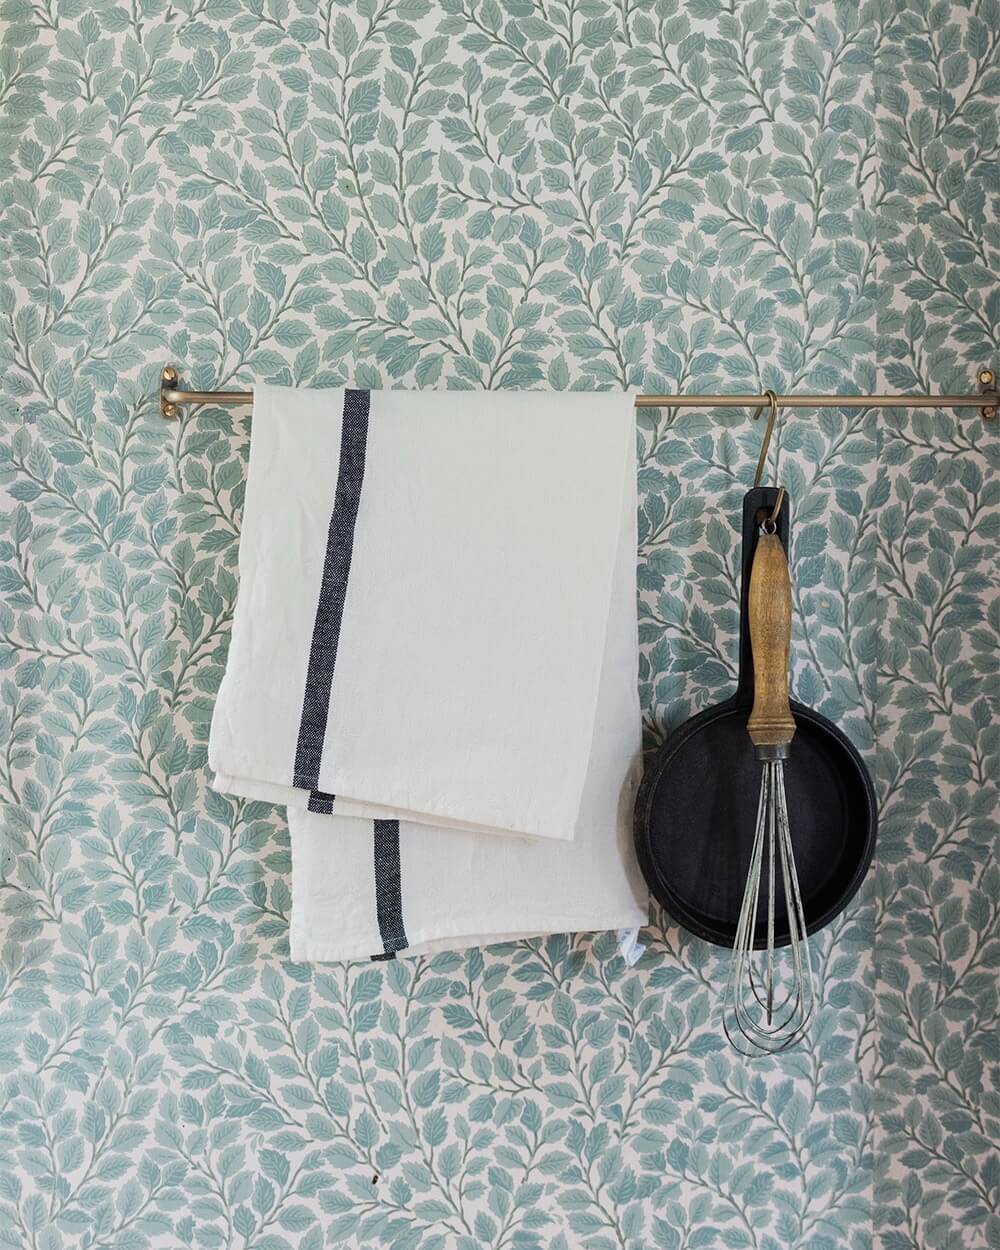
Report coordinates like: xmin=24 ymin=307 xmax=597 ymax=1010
xmin=0 ymin=2 xmax=996 ymax=1249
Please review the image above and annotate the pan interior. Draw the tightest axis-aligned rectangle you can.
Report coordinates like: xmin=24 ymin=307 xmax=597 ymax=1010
xmin=638 ymin=706 xmax=871 ymax=947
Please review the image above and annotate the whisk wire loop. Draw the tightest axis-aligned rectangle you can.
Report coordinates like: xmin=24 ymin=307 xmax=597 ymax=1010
xmin=724 ymin=761 xmax=815 ymax=1055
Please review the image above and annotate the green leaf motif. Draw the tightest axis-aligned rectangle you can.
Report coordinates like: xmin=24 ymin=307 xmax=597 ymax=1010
xmin=0 ymin=2 xmax=997 ymax=1248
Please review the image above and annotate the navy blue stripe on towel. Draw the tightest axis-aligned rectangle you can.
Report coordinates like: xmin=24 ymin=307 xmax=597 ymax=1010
xmin=307 ymin=790 xmax=336 ymax=815
xmin=293 ymin=388 xmax=370 ymax=793
xmin=373 ymin=819 xmax=407 ymax=958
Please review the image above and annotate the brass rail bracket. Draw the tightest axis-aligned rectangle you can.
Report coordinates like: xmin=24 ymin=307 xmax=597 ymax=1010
xmin=161 ymin=364 xmax=180 ymax=419
xmin=980 ymin=368 xmax=996 ymax=420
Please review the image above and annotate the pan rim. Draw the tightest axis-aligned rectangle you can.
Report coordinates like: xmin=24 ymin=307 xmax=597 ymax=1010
xmin=634 ymin=698 xmax=878 ymax=948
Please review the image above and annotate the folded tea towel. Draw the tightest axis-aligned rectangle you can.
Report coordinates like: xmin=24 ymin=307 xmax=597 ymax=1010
xmin=288 ymin=463 xmax=646 ymax=959
xmin=210 ymin=383 xmax=638 ymax=843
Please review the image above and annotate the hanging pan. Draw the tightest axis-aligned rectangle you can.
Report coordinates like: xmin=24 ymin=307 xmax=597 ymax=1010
xmin=633 ymin=484 xmax=877 ymax=948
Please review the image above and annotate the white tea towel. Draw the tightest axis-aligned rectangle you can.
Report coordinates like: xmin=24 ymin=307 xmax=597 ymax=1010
xmin=288 ymin=464 xmax=646 ymax=959
xmin=210 ymin=384 xmax=636 ymax=842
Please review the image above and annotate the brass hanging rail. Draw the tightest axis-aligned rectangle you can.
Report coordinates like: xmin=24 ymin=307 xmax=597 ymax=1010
xmin=159 ymin=365 xmax=998 ymax=421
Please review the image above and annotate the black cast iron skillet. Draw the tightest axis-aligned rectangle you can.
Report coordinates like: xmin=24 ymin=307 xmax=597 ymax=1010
xmin=634 ymin=486 xmax=877 ymax=948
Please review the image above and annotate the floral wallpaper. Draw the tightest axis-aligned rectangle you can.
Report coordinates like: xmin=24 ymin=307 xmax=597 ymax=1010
xmin=875 ymin=4 xmax=999 ymax=1247
xmin=0 ymin=3 xmax=995 ymax=1250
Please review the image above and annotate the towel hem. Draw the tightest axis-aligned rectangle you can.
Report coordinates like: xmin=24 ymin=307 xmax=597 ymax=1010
xmin=288 ymin=907 xmax=650 ymax=963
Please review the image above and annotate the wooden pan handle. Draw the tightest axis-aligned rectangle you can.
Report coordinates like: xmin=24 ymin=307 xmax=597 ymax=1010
xmin=747 ymin=529 xmax=796 ymax=755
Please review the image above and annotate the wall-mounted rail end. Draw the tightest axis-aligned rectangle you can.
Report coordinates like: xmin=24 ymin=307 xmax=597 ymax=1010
xmin=980 ymin=368 xmax=996 ymax=420
xmin=161 ymin=365 xmax=179 ymax=419
xmin=160 ymin=365 xmax=254 ymax=418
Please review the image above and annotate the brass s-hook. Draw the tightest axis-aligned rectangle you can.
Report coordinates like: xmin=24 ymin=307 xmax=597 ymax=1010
xmin=753 ymin=390 xmax=779 ymax=489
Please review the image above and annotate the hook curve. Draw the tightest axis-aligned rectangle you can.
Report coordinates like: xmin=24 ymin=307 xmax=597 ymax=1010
xmin=753 ymin=390 xmax=779 ymax=489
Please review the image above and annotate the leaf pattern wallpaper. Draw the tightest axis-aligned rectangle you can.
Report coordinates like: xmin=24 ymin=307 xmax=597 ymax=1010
xmin=0 ymin=1 xmax=996 ymax=1248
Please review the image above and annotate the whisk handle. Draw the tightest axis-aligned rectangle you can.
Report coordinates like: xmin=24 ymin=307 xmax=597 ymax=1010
xmin=747 ymin=530 xmax=796 ymax=755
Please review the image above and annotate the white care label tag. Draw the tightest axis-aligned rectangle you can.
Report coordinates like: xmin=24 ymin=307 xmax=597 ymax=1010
xmin=617 ymin=928 xmax=645 ymax=967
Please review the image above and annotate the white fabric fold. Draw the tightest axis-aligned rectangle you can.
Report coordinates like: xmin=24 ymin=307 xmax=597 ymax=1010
xmin=289 ymin=457 xmax=647 ymax=959
xmin=209 ymin=383 xmax=648 ymax=960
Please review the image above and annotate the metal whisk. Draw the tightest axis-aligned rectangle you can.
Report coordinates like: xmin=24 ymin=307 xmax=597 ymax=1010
xmin=724 ymin=499 xmax=815 ymax=1055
